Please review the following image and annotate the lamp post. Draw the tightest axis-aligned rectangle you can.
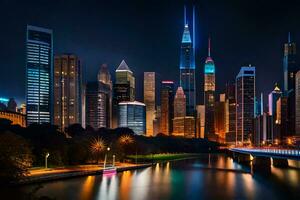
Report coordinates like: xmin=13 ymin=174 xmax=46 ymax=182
xmin=104 ymin=147 xmax=111 ymax=169
xmin=45 ymin=152 xmax=50 ymax=169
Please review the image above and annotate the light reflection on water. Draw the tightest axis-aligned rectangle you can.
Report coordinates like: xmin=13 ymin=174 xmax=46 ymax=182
xmin=12 ymin=154 xmax=300 ymax=200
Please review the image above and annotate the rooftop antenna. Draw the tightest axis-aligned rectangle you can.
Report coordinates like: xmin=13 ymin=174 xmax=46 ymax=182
xmin=288 ymin=32 xmax=291 ymax=43
xmin=193 ymin=5 xmax=195 ymax=50
xmin=208 ymin=37 xmax=211 ymax=57
xmin=184 ymin=5 xmax=187 ymax=25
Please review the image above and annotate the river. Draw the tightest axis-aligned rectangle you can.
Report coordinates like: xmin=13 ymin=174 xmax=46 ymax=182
xmin=3 ymin=154 xmax=300 ymax=199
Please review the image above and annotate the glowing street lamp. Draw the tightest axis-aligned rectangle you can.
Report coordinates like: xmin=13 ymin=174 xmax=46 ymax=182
xmin=45 ymin=152 xmax=50 ymax=169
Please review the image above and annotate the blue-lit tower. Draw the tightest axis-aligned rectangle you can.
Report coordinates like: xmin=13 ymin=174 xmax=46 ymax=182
xmin=204 ymin=38 xmax=216 ymax=140
xmin=179 ymin=6 xmax=196 ymax=116
xmin=26 ymin=25 xmax=53 ymax=125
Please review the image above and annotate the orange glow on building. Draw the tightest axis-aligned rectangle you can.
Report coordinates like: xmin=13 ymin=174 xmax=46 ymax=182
xmin=0 ymin=111 xmax=26 ymax=127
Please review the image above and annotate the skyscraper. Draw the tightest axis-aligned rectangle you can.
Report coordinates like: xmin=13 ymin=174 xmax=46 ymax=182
xmin=283 ymin=33 xmax=299 ymax=136
xmin=54 ymin=54 xmax=82 ymax=130
xmin=85 ymin=82 xmax=98 ymax=130
xmin=179 ymin=6 xmax=196 ymax=116
xmin=112 ymin=60 xmax=135 ymax=128
xmin=173 ymin=87 xmax=186 ymax=118
xmin=296 ymin=71 xmax=300 ymax=135
xmin=98 ymin=64 xmax=112 ymax=128
xmin=160 ymin=81 xmax=175 ymax=135
xmin=118 ymin=101 xmax=146 ymax=135
xmin=236 ymin=66 xmax=255 ymax=145
xmin=225 ymin=83 xmax=236 ymax=144
xmin=268 ymin=83 xmax=282 ymax=142
xmin=144 ymin=72 xmax=156 ymax=136
xmin=204 ymin=38 xmax=216 ymax=140
xmin=7 ymin=98 xmax=17 ymax=112
xmin=26 ymin=25 xmax=53 ymax=125
xmin=215 ymin=94 xmax=226 ymax=143
xmin=196 ymin=105 xmax=205 ymax=139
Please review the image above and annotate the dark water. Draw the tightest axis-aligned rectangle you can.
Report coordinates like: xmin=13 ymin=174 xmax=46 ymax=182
xmin=3 ymin=154 xmax=300 ymax=200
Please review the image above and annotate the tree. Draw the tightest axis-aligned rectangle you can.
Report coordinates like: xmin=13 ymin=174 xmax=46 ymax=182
xmin=0 ymin=131 xmax=33 ymax=183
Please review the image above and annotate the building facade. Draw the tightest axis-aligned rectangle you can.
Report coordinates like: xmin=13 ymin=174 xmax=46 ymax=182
xmin=236 ymin=66 xmax=255 ymax=145
xmin=225 ymin=83 xmax=236 ymax=144
xmin=26 ymin=25 xmax=53 ymax=125
xmin=160 ymin=81 xmax=175 ymax=135
xmin=53 ymin=54 xmax=82 ymax=130
xmin=144 ymin=72 xmax=156 ymax=136
xmin=118 ymin=101 xmax=146 ymax=135
xmin=0 ymin=111 xmax=26 ymax=127
xmin=296 ymin=71 xmax=300 ymax=135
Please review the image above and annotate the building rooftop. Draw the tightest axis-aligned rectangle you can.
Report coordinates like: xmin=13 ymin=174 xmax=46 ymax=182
xmin=116 ymin=60 xmax=132 ymax=73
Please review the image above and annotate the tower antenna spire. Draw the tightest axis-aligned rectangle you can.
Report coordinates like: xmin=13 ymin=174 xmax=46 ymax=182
xmin=288 ymin=32 xmax=291 ymax=43
xmin=184 ymin=5 xmax=186 ymax=25
xmin=208 ymin=37 xmax=211 ymax=57
xmin=193 ymin=5 xmax=195 ymax=51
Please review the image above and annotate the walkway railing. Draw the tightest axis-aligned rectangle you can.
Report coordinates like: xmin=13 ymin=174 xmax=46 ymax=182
xmin=231 ymin=148 xmax=300 ymax=157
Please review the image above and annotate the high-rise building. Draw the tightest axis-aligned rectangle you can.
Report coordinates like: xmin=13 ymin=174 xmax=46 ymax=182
xmin=296 ymin=71 xmax=300 ymax=135
xmin=215 ymin=94 xmax=226 ymax=143
xmin=204 ymin=38 xmax=216 ymax=140
xmin=112 ymin=60 xmax=135 ymax=128
xmin=283 ymin=33 xmax=299 ymax=136
xmin=53 ymin=54 xmax=82 ymax=130
xmin=160 ymin=81 xmax=175 ymax=135
xmin=225 ymin=83 xmax=236 ymax=144
xmin=268 ymin=83 xmax=282 ymax=142
xmin=85 ymin=82 xmax=98 ymax=129
xmin=26 ymin=25 xmax=53 ymax=125
xmin=196 ymin=105 xmax=205 ymax=138
xmin=179 ymin=6 xmax=196 ymax=116
xmin=118 ymin=101 xmax=146 ymax=135
xmin=236 ymin=66 xmax=255 ymax=145
xmin=7 ymin=98 xmax=17 ymax=112
xmin=144 ymin=72 xmax=157 ymax=136
xmin=98 ymin=64 xmax=112 ymax=128
xmin=173 ymin=87 xmax=186 ymax=118
xmin=172 ymin=116 xmax=195 ymax=138
xmin=253 ymin=112 xmax=272 ymax=146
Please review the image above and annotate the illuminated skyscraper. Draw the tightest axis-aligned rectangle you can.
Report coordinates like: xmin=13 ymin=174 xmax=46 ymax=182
xmin=296 ymin=71 xmax=300 ymax=135
xmin=112 ymin=60 xmax=135 ymax=128
xmin=54 ymin=54 xmax=82 ymax=130
xmin=196 ymin=105 xmax=205 ymax=138
xmin=236 ymin=66 xmax=255 ymax=145
xmin=174 ymin=87 xmax=186 ymax=118
xmin=98 ymin=64 xmax=112 ymax=128
xmin=215 ymin=94 xmax=226 ymax=143
xmin=118 ymin=101 xmax=146 ymax=135
xmin=26 ymin=25 xmax=53 ymax=125
xmin=204 ymin=38 xmax=216 ymax=140
xmin=283 ymin=33 xmax=299 ymax=136
xmin=144 ymin=72 xmax=158 ymax=136
xmin=160 ymin=81 xmax=174 ymax=135
xmin=179 ymin=6 xmax=196 ymax=116
xmin=268 ymin=83 xmax=282 ymax=141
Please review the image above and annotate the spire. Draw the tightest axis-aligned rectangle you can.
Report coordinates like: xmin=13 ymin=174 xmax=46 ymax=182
xmin=193 ymin=5 xmax=195 ymax=50
xmin=182 ymin=24 xmax=192 ymax=43
xmin=288 ymin=32 xmax=291 ymax=43
xmin=116 ymin=60 xmax=132 ymax=73
xmin=208 ymin=37 xmax=211 ymax=57
xmin=184 ymin=5 xmax=186 ymax=25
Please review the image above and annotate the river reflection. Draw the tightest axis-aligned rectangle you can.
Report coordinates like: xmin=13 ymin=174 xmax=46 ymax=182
xmin=7 ymin=154 xmax=300 ymax=200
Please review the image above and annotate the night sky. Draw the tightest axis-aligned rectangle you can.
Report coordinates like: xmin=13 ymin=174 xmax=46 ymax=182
xmin=1 ymin=0 xmax=300 ymax=105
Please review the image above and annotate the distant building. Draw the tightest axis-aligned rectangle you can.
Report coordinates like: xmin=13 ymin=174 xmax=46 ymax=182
xmin=204 ymin=38 xmax=216 ymax=141
xmin=98 ymin=64 xmax=112 ymax=128
xmin=144 ymin=72 xmax=157 ymax=136
xmin=0 ymin=111 xmax=26 ymax=127
xmin=53 ymin=54 xmax=82 ymax=130
xmin=196 ymin=105 xmax=205 ymax=139
xmin=118 ymin=101 xmax=146 ymax=135
xmin=215 ymin=94 xmax=226 ymax=143
xmin=253 ymin=112 xmax=273 ymax=146
xmin=17 ymin=103 xmax=26 ymax=115
xmin=236 ymin=66 xmax=255 ymax=145
xmin=225 ymin=83 xmax=236 ymax=144
xmin=296 ymin=71 xmax=300 ymax=135
xmin=26 ymin=25 xmax=53 ymax=125
xmin=173 ymin=87 xmax=186 ymax=118
xmin=172 ymin=116 xmax=195 ymax=138
xmin=283 ymin=33 xmax=299 ymax=136
xmin=268 ymin=83 xmax=282 ymax=142
xmin=7 ymin=98 xmax=17 ymax=112
xmin=113 ymin=60 xmax=135 ymax=128
xmin=160 ymin=81 xmax=175 ymax=135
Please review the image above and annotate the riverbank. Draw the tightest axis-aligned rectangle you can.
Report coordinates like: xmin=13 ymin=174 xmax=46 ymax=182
xmin=16 ymin=163 xmax=152 ymax=185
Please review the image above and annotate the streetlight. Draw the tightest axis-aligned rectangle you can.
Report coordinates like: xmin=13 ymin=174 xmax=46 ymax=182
xmin=45 ymin=152 xmax=50 ymax=169
xmin=104 ymin=147 xmax=111 ymax=169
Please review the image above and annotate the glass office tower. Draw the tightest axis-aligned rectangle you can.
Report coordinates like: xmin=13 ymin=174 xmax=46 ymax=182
xmin=26 ymin=25 xmax=53 ymax=125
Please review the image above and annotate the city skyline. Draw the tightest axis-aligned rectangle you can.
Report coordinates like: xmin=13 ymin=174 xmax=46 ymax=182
xmin=1 ymin=0 xmax=300 ymax=104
